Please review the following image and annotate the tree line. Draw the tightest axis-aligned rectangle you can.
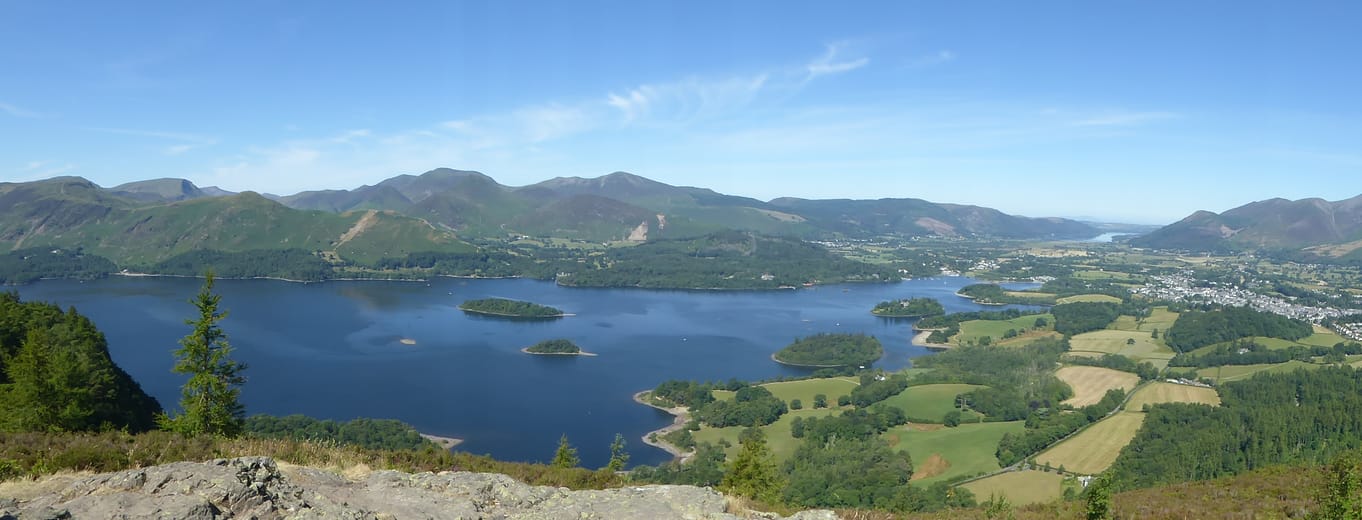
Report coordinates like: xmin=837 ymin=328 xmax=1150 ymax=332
xmin=1164 ymin=306 xmax=1314 ymax=352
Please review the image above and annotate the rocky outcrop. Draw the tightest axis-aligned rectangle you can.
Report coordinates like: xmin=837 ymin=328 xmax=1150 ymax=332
xmin=0 ymin=457 xmax=837 ymax=520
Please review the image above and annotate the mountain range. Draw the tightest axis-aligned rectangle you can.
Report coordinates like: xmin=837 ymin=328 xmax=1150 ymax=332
xmin=0 ymin=169 xmax=1104 ymax=267
xmin=1131 ymin=194 xmax=1362 ymax=259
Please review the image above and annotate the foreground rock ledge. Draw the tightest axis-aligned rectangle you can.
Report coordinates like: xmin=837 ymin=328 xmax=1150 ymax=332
xmin=0 ymin=457 xmax=836 ymax=520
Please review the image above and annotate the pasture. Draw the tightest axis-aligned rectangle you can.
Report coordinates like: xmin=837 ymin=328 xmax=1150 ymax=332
xmin=880 ymin=384 xmax=986 ymax=422
xmin=1056 ymin=293 xmax=1124 ymax=304
xmin=759 ymin=378 xmax=860 ymax=406
xmin=1126 ymin=382 xmax=1220 ymax=410
xmin=1196 ymin=360 xmax=1319 ymax=384
xmin=955 ymin=314 xmax=1053 ymax=346
xmin=960 ymin=470 xmax=1064 ymax=506
xmin=1109 ymin=306 xmax=1179 ymax=332
xmin=1035 ymin=412 xmax=1146 ymax=475
xmin=1055 ymin=366 xmax=1140 ymax=407
xmin=691 ymin=408 xmax=841 ymax=464
xmin=883 ymin=421 xmax=1024 ymax=485
xmin=1067 ymin=329 xmax=1176 ymax=368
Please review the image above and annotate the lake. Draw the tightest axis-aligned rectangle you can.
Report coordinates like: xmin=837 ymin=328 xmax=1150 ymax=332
xmin=13 ymin=275 xmax=1034 ymax=467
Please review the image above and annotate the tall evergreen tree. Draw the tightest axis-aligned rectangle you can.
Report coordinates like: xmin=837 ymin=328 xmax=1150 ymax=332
xmin=606 ymin=433 xmax=630 ymax=471
xmin=161 ymin=272 xmax=247 ymax=437
xmin=721 ymin=428 xmax=783 ymax=503
xmin=551 ymin=434 xmax=580 ymax=468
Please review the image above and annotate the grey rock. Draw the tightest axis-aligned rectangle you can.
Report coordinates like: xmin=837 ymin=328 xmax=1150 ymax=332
xmin=4 ymin=457 xmax=835 ymax=520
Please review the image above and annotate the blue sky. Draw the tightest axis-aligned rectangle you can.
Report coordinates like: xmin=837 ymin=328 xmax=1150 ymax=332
xmin=2 ymin=1 xmax=1359 ymax=224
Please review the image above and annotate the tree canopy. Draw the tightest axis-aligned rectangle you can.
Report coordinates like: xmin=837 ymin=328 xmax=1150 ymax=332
xmin=773 ymin=333 xmax=883 ymax=367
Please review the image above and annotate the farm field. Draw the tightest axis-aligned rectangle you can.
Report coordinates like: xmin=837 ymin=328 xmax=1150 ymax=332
xmin=955 ymin=314 xmax=1054 ymax=346
xmin=960 ymin=470 xmax=1064 ymax=506
xmin=1126 ymin=382 xmax=1220 ymax=410
xmin=1035 ymin=412 xmax=1146 ymax=475
xmin=880 ymin=383 xmax=986 ymax=422
xmin=1109 ymin=306 xmax=1179 ymax=332
xmin=1056 ymin=293 xmax=1123 ymax=304
xmin=1188 ymin=330 xmax=1352 ymax=356
xmin=691 ymin=408 xmax=840 ymax=464
xmin=883 ymin=421 xmax=1024 ymax=485
xmin=1196 ymin=360 xmax=1319 ymax=384
xmin=1055 ymin=366 xmax=1140 ymax=407
xmin=758 ymin=378 xmax=860 ymax=406
xmin=1067 ymin=329 xmax=1176 ymax=368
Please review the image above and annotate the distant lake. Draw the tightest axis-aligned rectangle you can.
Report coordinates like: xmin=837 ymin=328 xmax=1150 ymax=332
xmin=14 ymin=276 xmax=1036 ymax=467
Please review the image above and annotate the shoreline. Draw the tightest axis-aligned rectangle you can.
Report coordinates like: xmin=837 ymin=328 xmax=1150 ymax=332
xmin=632 ymin=391 xmax=693 ymax=464
xmin=911 ymin=330 xmax=953 ymax=350
xmin=458 ymin=308 xmax=571 ymax=319
xmin=520 ymin=347 xmax=598 ymax=357
xmin=419 ymin=433 xmax=463 ymax=450
xmin=769 ymin=352 xmax=863 ymax=369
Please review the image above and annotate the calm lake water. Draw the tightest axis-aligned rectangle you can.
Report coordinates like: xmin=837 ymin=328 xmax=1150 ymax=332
xmin=14 ymin=276 xmax=1034 ymax=467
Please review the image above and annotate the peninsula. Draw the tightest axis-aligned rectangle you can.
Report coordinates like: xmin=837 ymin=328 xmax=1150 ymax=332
xmin=870 ymin=297 xmax=945 ymax=317
xmin=458 ymin=298 xmax=567 ymax=318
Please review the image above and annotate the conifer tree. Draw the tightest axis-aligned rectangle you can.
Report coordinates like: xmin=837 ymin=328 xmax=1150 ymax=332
xmin=161 ymin=272 xmax=247 ymax=437
xmin=551 ymin=434 xmax=580 ymax=468
xmin=606 ymin=433 xmax=630 ymax=471
xmin=721 ymin=427 xmax=783 ymax=503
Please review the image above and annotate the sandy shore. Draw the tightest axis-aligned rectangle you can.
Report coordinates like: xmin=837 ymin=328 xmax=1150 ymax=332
xmin=633 ymin=391 xmax=693 ymax=464
xmin=912 ymin=330 xmax=953 ymax=350
xmin=520 ymin=347 xmax=598 ymax=356
xmin=420 ymin=433 xmax=463 ymax=450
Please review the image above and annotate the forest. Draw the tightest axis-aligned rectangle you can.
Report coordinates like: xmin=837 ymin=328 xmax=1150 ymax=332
xmin=870 ymin=297 xmax=944 ymax=317
xmin=0 ymin=248 xmax=116 ymax=284
xmin=772 ymin=333 xmax=884 ymax=367
xmin=1110 ymin=367 xmax=1362 ymax=490
xmin=0 ymin=292 xmax=161 ymax=433
xmin=458 ymin=298 xmax=565 ymax=318
xmin=1050 ymin=301 xmax=1121 ymax=336
xmin=524 ymin=339 xmax=582 ymax=354
xmin=1163 ymin=306 xmax=1314 ymax=352
xmin=244 ymin=414 xmax=435 ymax=451
xmin=149 ymin=249 xmax=334 ymax=281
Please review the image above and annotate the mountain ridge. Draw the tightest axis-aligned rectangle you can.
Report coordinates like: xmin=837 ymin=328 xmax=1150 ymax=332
xmin=1132 ymin=194 xmax=1362 ymax=255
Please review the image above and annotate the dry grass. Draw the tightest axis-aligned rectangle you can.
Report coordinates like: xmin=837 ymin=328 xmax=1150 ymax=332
xmin=1055 ymin=366 xmax=1140 ymax=407
xmin=1035 ymin=412 xmax=1145 ymax=475
xmin=959 ymin=470 xmax=1064 ymax=506
xmin=1125 ymin=381 xmax=1220 ymax=410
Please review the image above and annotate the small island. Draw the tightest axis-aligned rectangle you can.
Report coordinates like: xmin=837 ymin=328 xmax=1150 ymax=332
xmin=772 ymin=332 xmax=883 ymax=367
xmin=870 ymin=297 xmax=945 ymax=317
xmin=458 ymin=297 xmax=567 ymax=318
xmin=522 ymin=338 xmax=597 ymax=356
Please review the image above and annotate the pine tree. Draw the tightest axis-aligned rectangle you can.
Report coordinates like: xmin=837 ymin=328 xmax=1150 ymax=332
xmin=551 ymin=434 xmax=580 ymax=468
xmin=606 ymin=433 xmax=630 ymax=471
xmin=721 ymin=427 xmax=783 ymax=503
xmin=160 ymin=272 xmax=247 ymax=437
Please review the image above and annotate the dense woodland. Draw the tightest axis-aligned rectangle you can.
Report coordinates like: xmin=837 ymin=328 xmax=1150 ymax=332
xmin=0 ymin=248 xmax=115 ymax=284
xmin=957 ymin=283 xmax=1051 ymax=305
xmin=0 ymin=293 xmax=161 ymax=432
xmin=1168 ymin=339 xmax=1362 ymax=368
xmin=524 ymin=339 xmax=582 ymax=354
xmin=245 ymin=414 xmax=434 ymax=451
xmin=1110 ymin=367 xmax=1362 ymax=490
xmin=150 ymin=249 xmax=334 ymax=281
xmin=1163 ymin=306 xmax=1314 ymax=352
xmin=772 ymin=333 xmax=884 ymax=367
xmin=458 ymin=298 xmax=564 ymax=318
xmin=871 ymin=297 xmax=944 ymax=317
xmin=1050 ymin=301 xmax=1121 ymax=336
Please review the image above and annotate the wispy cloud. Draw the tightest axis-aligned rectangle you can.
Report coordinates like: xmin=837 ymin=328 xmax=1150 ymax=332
xmin=806 ymin=42 xmax=870 ymax=79
xmin=12 ymin=160 xmax=77 ymax=181
xmin=1070 ymin=110 xmax=1180 ymax=127
xmin=84 ymin=126 xmax=218 ymax=155
xmin=0 ymin=101 xmax=43 ymax=118
xmin=908 ymin=50 xmax=956 ymax=68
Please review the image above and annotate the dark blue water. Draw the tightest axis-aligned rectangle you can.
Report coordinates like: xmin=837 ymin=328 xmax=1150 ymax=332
xmin=13 ymin=276 xmax=1034 ymax=467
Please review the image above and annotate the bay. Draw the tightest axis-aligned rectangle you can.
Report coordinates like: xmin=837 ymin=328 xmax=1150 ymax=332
xmin=13 ymin=276 xmax=1035 ymax=467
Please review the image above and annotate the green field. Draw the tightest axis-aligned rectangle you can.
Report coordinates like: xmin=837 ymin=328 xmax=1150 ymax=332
xmin=955 ymin=314 xmax=1054 ymax=346
xmin=758 ymin=378 xmax=860 ymax=406
xmin=960 ymin=470 xmax=1065 ymax=506
xmin=1035 ymin=412 xmax=1146 ymax=475
xmin=1126 ymin=382 xmax=1221 ymax=410
xmin=1056 ymin=293 xmax=1124 ymax=304
xmin=1109 ymin=306 xmax=1180 ymax=333
xmin=880 ymin=384 xmax=986 ymax=422
xmin=883 ymin=421 xmax=1024 ymax=485
xmin=1189 ymin=329 xmax=1351 ymax=357
xmin=1067 ymin=329 xmax=1176 ymax=369
xmin=1196 ymin=360 xmax=1319 ymax=383
xmin=691 ymin=408 xmax=840 ymax=463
